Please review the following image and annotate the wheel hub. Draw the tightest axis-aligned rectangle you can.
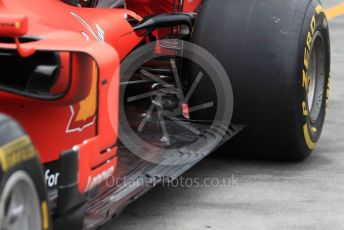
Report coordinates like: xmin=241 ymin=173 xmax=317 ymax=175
xmin=306 ymin=31 xmax=326 ymax=123
xmin=0 ymin=171 xmax=41 ymax=230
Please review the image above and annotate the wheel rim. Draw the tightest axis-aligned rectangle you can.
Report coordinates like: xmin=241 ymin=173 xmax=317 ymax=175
xmin=307 ymin=31 xmax=326 ymax=123
xmin=0 ymin=171 xmax=41 ymax=230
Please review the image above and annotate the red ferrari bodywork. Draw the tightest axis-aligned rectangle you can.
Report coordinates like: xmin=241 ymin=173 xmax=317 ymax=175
xmin=126 ymin=0 xmax=200 ymax=16
xmin=0 ymin=0 xmax=201 ymax=193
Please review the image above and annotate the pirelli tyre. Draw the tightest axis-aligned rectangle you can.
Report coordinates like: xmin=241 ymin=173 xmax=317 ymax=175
xmin=0 ymin=113 xmax=51 ymax=230
xmin=189 ymin=0 xmax=330 ymax=160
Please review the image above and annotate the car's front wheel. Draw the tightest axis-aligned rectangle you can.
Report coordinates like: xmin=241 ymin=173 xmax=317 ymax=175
xmin=189 ymin=0 xmax=331 ymax=160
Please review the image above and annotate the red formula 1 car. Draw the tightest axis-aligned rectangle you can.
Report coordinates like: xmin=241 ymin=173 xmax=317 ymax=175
xmin=0 ymin=0 xmax=330 ymax=229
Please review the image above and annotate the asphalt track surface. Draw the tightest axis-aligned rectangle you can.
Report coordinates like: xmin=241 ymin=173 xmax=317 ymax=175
xmin=102 ymin=1 xmax=344 ymax=229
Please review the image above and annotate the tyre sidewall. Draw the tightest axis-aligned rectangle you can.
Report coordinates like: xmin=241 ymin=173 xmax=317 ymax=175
xmin=0 ymin=117 xmax=50 ymax=230
xmin=296 ymin=1 xmax=330 ymax=157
